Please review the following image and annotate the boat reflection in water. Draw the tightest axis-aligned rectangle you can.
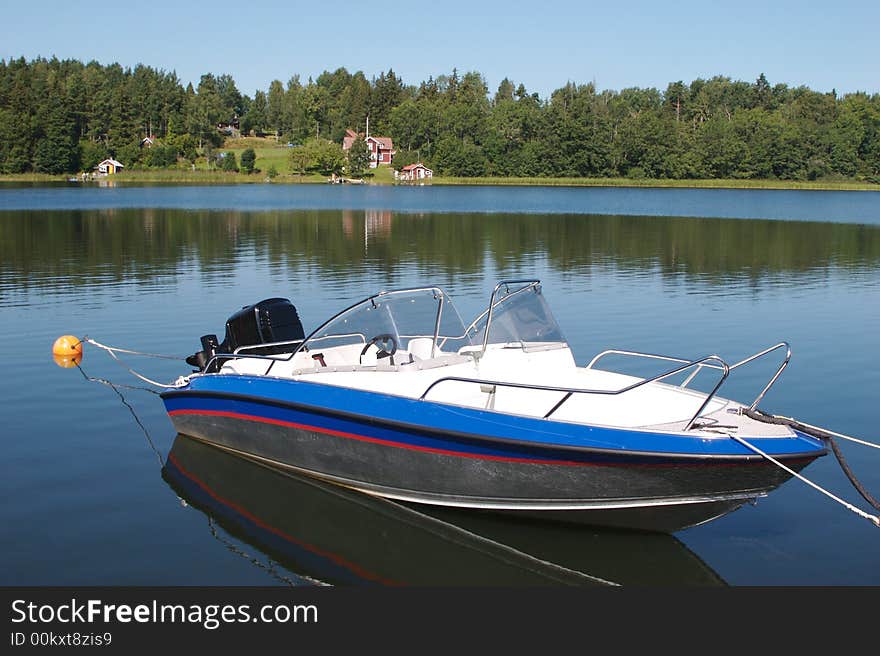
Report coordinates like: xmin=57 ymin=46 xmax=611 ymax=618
xmin=162 ymin=435 xmax=726 ymax=586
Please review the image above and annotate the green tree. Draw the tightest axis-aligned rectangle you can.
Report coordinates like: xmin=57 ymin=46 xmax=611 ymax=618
xmin=283 ymin=76 xmax=310 ymax=142
xmin=830 ymin=95 xmax=878 ymax=177
xmin=267 ymin=79 xmax=286 ymax=137
xmin=78 ymin=139 xmax=107 ymax=171
xmin=0 ymin=108 xmax=32 ymax=172
xmin=288 ymin=145 xmax=309 ymax=175
xmin=187 ymin=74 xmax=224 ymax=147
xmin=694 ymin=116 xmax=748 ymax=178
xmin=33 ymin=106 xmax=79 ymax=173
xmin=216 ymin=73 xmax=243 ymax=121
xmin=144 ymin=143 xmax=178 ymax=167
xmin=289 ymin=138 xmax=346 ymax=175
xmin=370 ymin=69 xmax=406 ymax=133
xmin=347 ymin=136 xmax=371 ymax=177
xmin=391 ymin=148 xmax=422 ymax=172
xmin=752 ymin=73 xmax=772 ymax=109
xmin=433 ymin=135 xmax=488 ymax=176
xmin=240 ymin=148 xmax=256 ymax=173
xmin=664 ymin=81 xmax=688 ymax=122
xmin=165 ymin=133 xmax=199 ymax=164
xmin=494 ymin=78 xmax=515 ymax=105
xmin=390 ymin=98 xmax=440 ymax=152
xmin=220 ymin=151 xmax=238 ymax=172
xmin=313 ymin=139 xmax=345 ymax=175
xmin=242 ymin=90 xmax=267 ymax=136
xmin=303 ymin=83 xmax=330 ymax=139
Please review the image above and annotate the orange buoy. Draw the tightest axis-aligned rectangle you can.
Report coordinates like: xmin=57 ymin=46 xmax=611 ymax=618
xmin=52 ymin=335 xmax=83 ymax=358
xmin=53 ymin=352 xmax=82 ymax=368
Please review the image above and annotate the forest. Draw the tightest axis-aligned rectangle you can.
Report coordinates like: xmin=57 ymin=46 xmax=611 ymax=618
xmin=0 ymin=56 xmax=878 ymax=182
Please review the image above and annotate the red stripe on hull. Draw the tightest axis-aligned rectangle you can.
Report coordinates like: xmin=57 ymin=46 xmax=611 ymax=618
xmin=167 ymin=408 xmax=811 ymax=469
xmin=169 ymin=408 xmax=587 ymax=466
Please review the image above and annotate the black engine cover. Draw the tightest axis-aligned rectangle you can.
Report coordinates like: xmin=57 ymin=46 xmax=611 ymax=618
xmin=186 ymin=298 xmax=305 ymax=370
xmin=222 ymin=297 xmax=305 ymax=354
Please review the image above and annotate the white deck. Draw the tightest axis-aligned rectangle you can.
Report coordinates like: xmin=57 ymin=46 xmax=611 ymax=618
xmin=217 ymin=341 xmax=794 ymax=439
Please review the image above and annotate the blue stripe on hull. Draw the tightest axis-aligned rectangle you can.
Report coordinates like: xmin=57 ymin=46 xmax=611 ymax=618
xmin=161 ymin=375 xmax=825 ymax=465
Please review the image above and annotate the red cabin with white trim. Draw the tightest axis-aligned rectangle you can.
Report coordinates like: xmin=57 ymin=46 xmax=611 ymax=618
xmin=342 ymin=129 xmax=395 ymax=168
xmin=395 ymin=162 xmax=433 ymax=181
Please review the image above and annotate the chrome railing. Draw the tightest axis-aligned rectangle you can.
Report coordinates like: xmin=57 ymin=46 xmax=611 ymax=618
xmin=729 ymin=342 xmax=791 ymax=411
xmin=420 ymin=342 xmax=791 ymax=431
xmin=420 ymin=353 xmax=730 ymax=431
xmin=586 ymin=342 xmax=790 ymax=412
xmin=234 ymin=339 xmax=305 ymax=354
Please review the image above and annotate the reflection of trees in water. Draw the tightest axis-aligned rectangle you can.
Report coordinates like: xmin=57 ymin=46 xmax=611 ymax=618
xmin=2 ymin=209 xmax=879 ymax=294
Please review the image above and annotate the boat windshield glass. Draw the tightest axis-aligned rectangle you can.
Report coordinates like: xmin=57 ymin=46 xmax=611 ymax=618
xmin=469 ymin=283 xmax=567 ymax=350
xmin=298 ymin=288 xmax=474 ymax=357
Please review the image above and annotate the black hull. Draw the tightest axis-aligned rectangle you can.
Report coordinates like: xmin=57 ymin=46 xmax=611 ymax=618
xmin=168 ymin=410 xmax=819 ymax=533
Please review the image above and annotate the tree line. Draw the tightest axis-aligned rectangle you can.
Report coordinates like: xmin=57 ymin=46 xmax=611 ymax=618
xmin=0 ymin=56 xmax=878 ymax=181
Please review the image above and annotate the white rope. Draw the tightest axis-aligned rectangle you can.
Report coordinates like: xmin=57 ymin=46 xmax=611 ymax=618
xmin=82 ymin=336 xmax=188 ymax=389
xmin=82 ymin=337 xmax=184 ymax=360
xmin=730 ymin=434 xmax=880 ymax=528
xmin=775 ymin=415 xmax=880 ymax=450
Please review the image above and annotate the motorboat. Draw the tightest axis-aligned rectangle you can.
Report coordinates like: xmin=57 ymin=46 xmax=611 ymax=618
xmin=163 ymin=433 xmax=727 ymax=585
xmin=160 ymin=279 xmax=828 ymax=533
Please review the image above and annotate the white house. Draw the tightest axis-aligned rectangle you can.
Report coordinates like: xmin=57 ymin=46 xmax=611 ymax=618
xmin=96 ymin=159 xmax=124 ymax=175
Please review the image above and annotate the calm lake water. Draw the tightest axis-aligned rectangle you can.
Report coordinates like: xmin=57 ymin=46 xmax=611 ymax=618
xmin=2 ymin=183 xmax=878 ymax=586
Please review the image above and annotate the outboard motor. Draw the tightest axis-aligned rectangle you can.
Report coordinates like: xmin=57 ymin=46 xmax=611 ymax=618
xmin=186 ymin=298 xmax=305 ymax=371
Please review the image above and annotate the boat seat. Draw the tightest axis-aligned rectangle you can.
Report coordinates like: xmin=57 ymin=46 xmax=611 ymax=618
xmin=407 ymin=337 xmax=436 ymax=361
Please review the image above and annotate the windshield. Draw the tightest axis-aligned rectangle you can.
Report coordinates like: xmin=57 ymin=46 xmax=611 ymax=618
xmin=298 ymin=287 xmax=474 ymax=357
xmin=469 ymin=282 xmax=567 ymax=351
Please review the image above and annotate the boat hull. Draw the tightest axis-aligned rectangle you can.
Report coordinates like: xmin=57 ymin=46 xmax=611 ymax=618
xmin=161 ymin=377 xmax=825 ymax=533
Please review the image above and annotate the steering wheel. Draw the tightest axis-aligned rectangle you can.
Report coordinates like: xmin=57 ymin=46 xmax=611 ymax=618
xmin=360 ymin=333 xmax=398 ymax=360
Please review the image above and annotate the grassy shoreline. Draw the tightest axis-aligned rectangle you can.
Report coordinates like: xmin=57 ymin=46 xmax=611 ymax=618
xmin=1 ymin=170 xmax=877 ymax=191
xmin=429 ymin=176 xmax=880 ymax=191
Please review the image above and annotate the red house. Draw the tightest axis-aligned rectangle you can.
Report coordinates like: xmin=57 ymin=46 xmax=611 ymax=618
xmin=342 ymin=128 xmax=395 ymax=168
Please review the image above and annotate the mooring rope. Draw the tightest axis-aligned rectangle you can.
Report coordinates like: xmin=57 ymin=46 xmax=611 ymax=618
xmin=729 ymin=434 xmax=879 ymax=527
xmin=81 ymin=337 xmax=185 ymax=361
xmin=826 ymin=437 xmax=880 ymax=511
xmin=729 ymin=414 xmax=880 ymax=528
xmin=72 ymin=363 xmax=166 ymax=467
xmin=744 ymin=408 xmax=880 ymax=513
xmin=744 ymin=409 xmax=880 ymax=450
xmin=71 ymin=342 xmax=324 ymax=584
xmin=81 ymin=336 xmax=189 ymax=389
xmin=772 ymin=416 xmax=880 ymax=451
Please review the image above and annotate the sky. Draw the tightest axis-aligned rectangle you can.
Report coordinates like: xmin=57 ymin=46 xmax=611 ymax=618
xmin=3 ymin=0 xmax=878 ymax=99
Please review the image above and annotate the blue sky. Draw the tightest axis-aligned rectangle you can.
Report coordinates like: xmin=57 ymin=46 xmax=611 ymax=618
xmin=3 ymin=1 xmax=877 ymax=99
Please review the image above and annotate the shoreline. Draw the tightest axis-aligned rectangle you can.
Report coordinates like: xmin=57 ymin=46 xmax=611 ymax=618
xmin=1 ymin=171 xmax=877 ymax=192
